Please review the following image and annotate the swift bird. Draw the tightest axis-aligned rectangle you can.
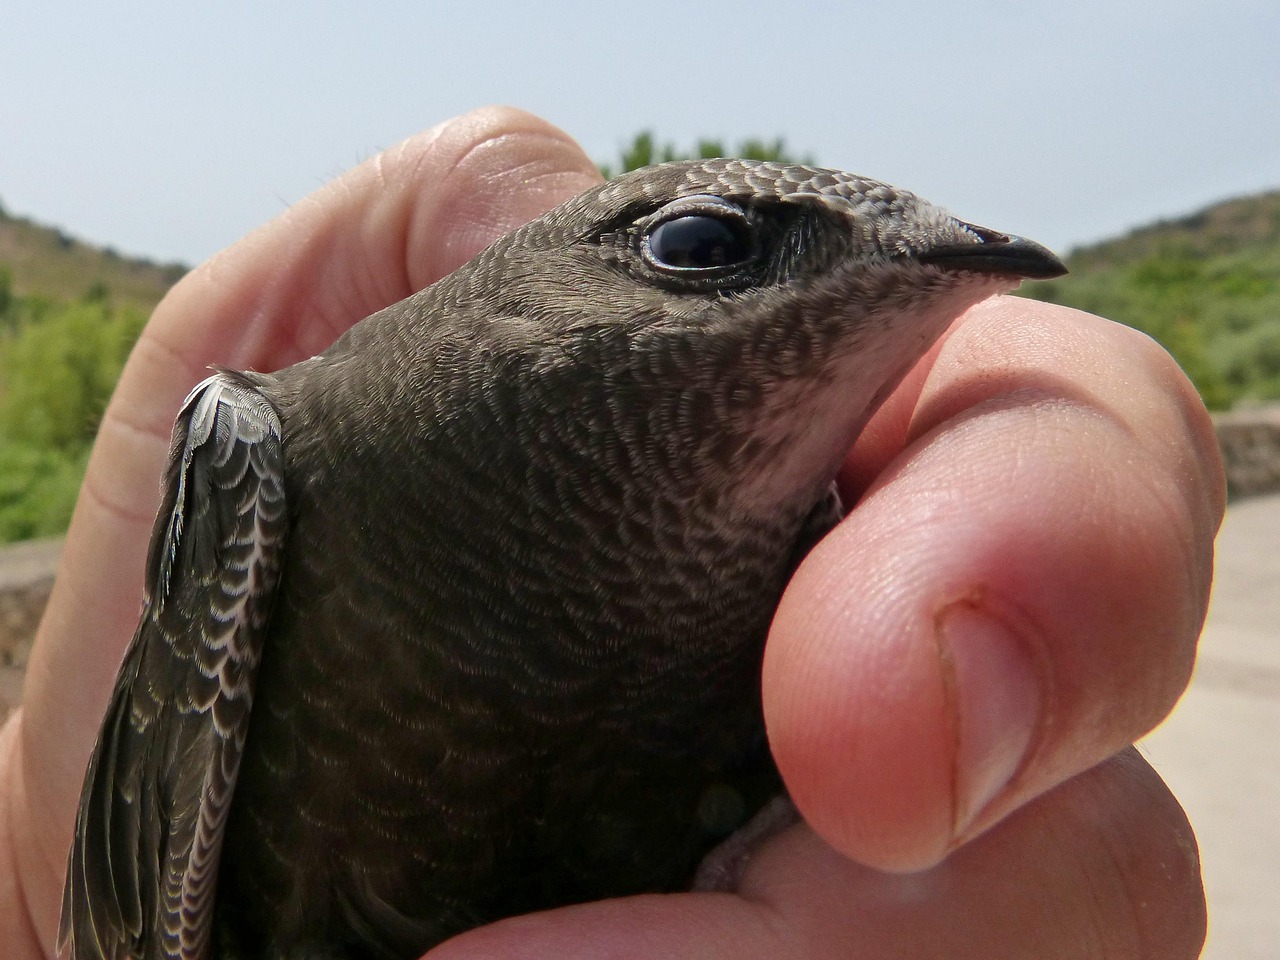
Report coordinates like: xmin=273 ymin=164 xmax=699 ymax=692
xmin=60 ymin=159 xmax=1065 ymax=959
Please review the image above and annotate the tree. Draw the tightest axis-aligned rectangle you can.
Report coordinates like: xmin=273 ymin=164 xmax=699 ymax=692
xmin=600 ymin=131 xmax=813 ymax=178
xmin=0 ymin=297 xmax=146 ymax=450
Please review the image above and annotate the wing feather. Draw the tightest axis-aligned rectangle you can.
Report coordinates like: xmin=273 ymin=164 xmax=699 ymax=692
xmin=58 ymin=372 xmax=288 ymax=960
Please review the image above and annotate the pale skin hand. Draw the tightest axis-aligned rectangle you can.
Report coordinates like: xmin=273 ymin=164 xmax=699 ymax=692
xmin=0 ymin=107 xmax=1218 ymax=960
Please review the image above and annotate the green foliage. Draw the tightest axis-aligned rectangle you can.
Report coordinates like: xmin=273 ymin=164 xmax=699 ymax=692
xmin=0 ymin=289 xmax=148 ymax=540
xmin=0 ymin=203 xmax=179 ymax=543
xmin=0 ymin=207 xmax=182 ymax=312
xmin=0 ymin=265 xmax=13 ymax=323
xmin=600 ymin=131 xmax=813 ymax=178
xmin=0 ymin=441 xmax=89 ymax=541
xmin=1 ymin=296 xmax=147 ymax=450
xmin=1023 ymin=199 xmax=1280 ymax=410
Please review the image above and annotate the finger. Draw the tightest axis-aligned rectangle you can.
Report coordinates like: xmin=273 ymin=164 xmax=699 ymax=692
xmin=763 ymin=296 xmax=1225 ymax=870
xmin=14 ymin=106 xmax=599 ymax=936
xmin=425 ymin=750 xmax=1204 ymax=960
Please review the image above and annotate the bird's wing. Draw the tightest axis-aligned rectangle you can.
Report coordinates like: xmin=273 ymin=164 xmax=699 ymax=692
xmin=59 ymin=372 xmax=288 ymax=960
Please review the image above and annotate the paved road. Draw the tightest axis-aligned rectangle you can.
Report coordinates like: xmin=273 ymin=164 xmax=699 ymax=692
xmin=1142 ymin=492 xmax=1280 ymax=959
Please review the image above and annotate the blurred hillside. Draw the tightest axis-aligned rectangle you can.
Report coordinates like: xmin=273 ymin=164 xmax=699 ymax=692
xmin=2 ymin=181 xmax=1280 ymax=542
xmin=0 ymin=200 xmax=186 ymax=541
xmin=0 ymin=199 xmax=184 ymax=311
xmin=1021 ymin=190 xmax=1280 ymax=410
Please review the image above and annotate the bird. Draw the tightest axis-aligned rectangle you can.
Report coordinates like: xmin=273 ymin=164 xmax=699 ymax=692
xmin=58 ymin=158 xmax=1066 ymax=960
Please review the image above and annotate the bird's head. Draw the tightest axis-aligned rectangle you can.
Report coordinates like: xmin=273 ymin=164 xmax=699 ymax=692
xmin=426 ymin=159 xmax=1066 ymax=513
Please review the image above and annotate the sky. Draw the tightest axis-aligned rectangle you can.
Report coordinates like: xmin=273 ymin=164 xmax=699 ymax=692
xmin=2 ymin=1 xmax=1277 ymax=268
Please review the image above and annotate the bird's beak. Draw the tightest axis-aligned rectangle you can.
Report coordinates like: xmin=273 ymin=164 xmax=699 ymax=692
xmin=920 ymin=222 xmax=1068 ymax=280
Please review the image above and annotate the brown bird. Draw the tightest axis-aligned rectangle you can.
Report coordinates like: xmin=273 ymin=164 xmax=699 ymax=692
xmin=59 ymin=159 xmax=1065 ymax=959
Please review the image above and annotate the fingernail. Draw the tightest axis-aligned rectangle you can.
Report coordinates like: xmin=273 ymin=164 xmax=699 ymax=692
xmin=936 ymin=601 xmax=1043 ymax=841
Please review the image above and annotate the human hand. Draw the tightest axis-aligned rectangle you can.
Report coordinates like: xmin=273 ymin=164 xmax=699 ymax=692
xmin=0 ymin=107 xmax=1216 ymax=959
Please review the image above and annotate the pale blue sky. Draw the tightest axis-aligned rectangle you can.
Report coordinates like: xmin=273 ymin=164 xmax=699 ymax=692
xmin=2 ymin=1 xmax=1276 ymax=266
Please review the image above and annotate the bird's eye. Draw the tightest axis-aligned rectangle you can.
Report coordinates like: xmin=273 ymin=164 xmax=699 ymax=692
xmin=647 ymin=215 xmax=750 ymax=269
xmin=643 ymin=202 xmax=755 ymax=272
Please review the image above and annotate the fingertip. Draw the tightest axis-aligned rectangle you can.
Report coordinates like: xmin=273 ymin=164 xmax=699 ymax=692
xmin=929 ymin=296 xmax=1225 ymax=535
xmin=397 ymin=106 xmax=602 ymax=286
xmin=152 ymin=105 xmax=601 ymax=372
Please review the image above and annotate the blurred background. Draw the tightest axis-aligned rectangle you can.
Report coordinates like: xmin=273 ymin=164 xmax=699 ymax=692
xmin=1 ymin=2 xmax=1277 ymax=956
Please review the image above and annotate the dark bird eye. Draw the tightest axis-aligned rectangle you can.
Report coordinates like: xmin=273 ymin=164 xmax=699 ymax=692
xmin=645 ymin=213 xmax=753 ymax=270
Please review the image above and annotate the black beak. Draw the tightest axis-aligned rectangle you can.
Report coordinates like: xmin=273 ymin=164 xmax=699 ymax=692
xmin=920 ymin=222 xmax=1068 ymax=280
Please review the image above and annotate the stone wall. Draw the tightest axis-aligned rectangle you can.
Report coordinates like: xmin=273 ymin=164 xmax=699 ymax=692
xmin=1214 ymin=406 xmax=1280 ymax=500
xmin=2 ymin=405 xmax=1279 ymax=719
xmin=0 ymin=538 xmax=60 ymax=719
